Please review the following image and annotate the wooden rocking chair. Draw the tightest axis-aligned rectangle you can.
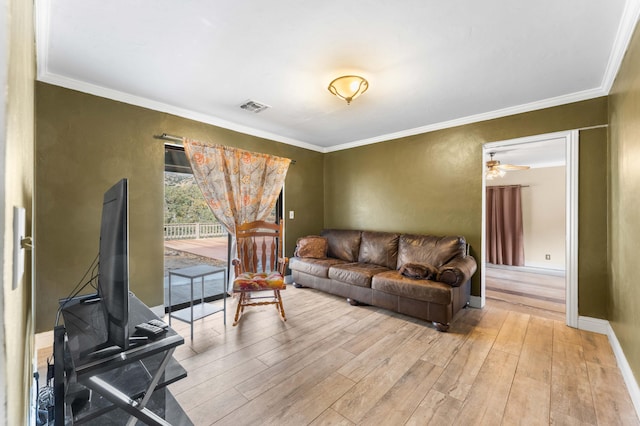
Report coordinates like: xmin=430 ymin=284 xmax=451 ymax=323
xmin=231 ymin=220 xmax=288 ymax=326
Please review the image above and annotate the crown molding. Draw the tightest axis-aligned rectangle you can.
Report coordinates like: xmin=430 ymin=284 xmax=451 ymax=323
xmin=324 ymin=88 xmax=606 ymax=152
xmin=602 ymin=0 xmax=640 ymax=93
xmin=36 ymin=69 xmax=610 ymax=155
xmin=37 ymin=71 xmax=326 ymax=153
xmin=34 ymin=3 xmax=324 ymax=153
xmin=35 ymin=0 xmax=639 ymax=154
xmin=326 ymin=0 xmax=640 ymax=153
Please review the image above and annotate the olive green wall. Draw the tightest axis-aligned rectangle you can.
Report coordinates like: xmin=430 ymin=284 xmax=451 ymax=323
xmin=35 ymin=82 xmax=611 ymax=336
xmin=577 ymin=127 xmax=608 ymax=319
xmin=35 ymin=82 xmax=324 ymax=333
xmin=608 ymin=19 xmax=640 ymax=386
xmin=4 ymin=0 xmax=35 ymax=423
xmin=28 ymin=15 xmax=640 ymax=410
xmin=324 ymin=98 xmax=608 ymax=300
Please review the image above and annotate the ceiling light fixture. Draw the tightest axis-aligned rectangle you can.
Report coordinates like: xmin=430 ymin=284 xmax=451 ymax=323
xmin=328 ymin=75 xmax=369 ymax=105
xmin=485 ymin=166 xmax=506 ymax=180
xmin=485 ymin=152 xmax=530 ymax=180
xmin=485 ymin=153 xmax=506 ymax=180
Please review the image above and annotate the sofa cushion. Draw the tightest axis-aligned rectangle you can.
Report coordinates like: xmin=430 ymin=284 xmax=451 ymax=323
xmin=289 ymin=257 xmax=349 ymax=278
xmin=294 ymin=235 xmax=328 ymax=259
xmin=328 ymin=263 xmax=390 ymax=288
xmin=321 ymin=229 xmax=362 ymax=262
xmin=358 ymin=231 xmax=399 ymax=269
xmin=397 ymin=234 xmax=466 ymax=269
xmin=372 ymin=270 xmax=452 ymax=305
xmin=399 ymin=263 xmax=437 ymax=280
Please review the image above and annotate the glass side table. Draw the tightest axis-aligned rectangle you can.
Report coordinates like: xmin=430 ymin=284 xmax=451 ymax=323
xmin=168 ymin=264 xmax=227 ymax=339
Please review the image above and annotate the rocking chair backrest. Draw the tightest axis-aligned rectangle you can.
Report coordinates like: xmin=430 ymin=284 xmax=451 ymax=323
xmin=234 ymin=220 xmax=284 ymax=274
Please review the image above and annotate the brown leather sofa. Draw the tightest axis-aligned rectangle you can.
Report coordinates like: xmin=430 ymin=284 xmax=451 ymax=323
xmin=289 ymin=229 xmax=477 ymax=331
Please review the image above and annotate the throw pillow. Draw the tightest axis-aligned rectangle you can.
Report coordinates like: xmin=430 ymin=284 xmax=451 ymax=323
xmin=295 ymin=235 xmax=328 ymax=259
xmin=399 ymin=263 xmax=437 ymax=280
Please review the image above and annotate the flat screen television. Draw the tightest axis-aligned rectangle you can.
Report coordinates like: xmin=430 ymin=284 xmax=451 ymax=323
xmin=97 ymin=178 xmax=130 ymax=351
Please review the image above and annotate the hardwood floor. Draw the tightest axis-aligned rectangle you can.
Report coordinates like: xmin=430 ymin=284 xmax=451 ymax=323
xmin=36 ymin=285 xmax=638 ymax=425
xmin=485 ymin=265 xmax=566 ymax=322
xmin=164 ymin=287 xmax=638 ymax=425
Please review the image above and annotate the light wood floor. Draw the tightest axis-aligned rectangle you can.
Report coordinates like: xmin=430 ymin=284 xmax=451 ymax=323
xmin=162 ymin=287 xmax=638 ymax=426
xmin=485 ymin=265 xmax=566 ymax=322
xmin=37 ymin=286 xmax=638 ymax=425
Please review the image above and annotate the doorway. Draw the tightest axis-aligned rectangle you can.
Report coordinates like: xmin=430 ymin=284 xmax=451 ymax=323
xmin=481 ymin=130 xmax=579 ymax=327
xmin=163 ymin=144 xmax=229 ymax=312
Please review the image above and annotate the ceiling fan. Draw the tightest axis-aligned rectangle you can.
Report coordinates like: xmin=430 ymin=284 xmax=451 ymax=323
xmin=485 ymin=152 xmax=530 ymax=180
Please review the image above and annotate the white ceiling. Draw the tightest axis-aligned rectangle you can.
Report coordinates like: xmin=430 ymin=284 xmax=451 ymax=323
xmin=36 ymin=1 xmax=640 ymax=153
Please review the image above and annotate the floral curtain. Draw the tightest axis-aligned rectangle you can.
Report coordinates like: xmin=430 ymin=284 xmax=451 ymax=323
xmin=486 ymin=185 xmax=525 ymax=266
xmin=183 ymin=139 xmax=291 ymax=233
xmin=183 ymin=138 xmax=291 ymax=290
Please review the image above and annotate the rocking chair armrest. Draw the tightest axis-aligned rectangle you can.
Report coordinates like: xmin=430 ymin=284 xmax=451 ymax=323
xmin=232 ymin=258 xmax=242 ymax=276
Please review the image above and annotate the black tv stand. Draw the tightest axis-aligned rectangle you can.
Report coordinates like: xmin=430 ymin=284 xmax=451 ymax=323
xmin=81 ymin=336 xmax=145 ymax=360
xmin=55 ymin=293 xmax=192 ymax=425
xmin=79 ymin=295 xmax=101 ymax=305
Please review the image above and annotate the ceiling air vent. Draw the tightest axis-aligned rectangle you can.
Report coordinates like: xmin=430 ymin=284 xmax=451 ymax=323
xmin=239 ymin=100 xmax=270 ymax=113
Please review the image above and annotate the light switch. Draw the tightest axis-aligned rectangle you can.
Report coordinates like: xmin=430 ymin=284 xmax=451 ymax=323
xmin=13 ymin=206 xmax=25 ymax=290
xmin=289 ymin=210 xmax=295 ymax=220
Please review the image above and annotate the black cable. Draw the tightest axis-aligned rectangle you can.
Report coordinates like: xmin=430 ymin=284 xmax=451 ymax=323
xmin=68 ymin=253 xmax=99 ymax=298
xmin=89 ymin=259 xmax=100 ymax=290
xmin=46 ymin=253 xmax=101 ymax=424
xmin=54 ymin=253 xmax=99 ymax=326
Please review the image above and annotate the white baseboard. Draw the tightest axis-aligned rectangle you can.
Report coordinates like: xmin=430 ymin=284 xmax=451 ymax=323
xmin=578 ymin=315 xmax=610 ymax=335
xmin=150 ymin=304 xmax=166 ymax=319
xmin=486 ymin=263 xmax=565 ymax=277
xmin=522 ymin=262 xmax=566 ymax=273
xmin=469 ymin=295 xmax=484 ymax=309
xmin=605 ymin=323 xmax=640 ymax=417
xmin=579 ymin=316 xmax=640 ymax=418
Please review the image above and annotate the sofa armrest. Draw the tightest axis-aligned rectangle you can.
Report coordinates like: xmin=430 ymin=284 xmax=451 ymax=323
xmin=437 ymin=255 xmax=477 ymax=287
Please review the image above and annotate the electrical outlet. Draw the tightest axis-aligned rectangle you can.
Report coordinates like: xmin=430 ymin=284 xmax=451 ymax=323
xmin=545 ymin=254 xmax=551 ymax=260
xmin=289 ymin=210 xmax=295 ymax=220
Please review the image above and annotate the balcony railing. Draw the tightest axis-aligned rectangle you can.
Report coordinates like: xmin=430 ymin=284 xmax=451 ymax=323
xmin=164 ymin=222 xmax=227 ymax=240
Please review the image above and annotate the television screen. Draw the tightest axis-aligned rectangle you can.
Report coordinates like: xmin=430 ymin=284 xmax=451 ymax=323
xmin=98 ymin=178 xmax=130 ymax=350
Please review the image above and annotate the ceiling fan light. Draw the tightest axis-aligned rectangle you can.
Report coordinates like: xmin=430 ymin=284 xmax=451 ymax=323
xmin=328 ymin=75 xmax=369 ymax=105
xmin=486 ymin=152 xmax=513 ymax=179
xmin=485 ymin=167 xmax=506 ymax=180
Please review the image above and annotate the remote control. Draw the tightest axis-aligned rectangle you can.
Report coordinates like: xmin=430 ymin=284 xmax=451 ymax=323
xmin=135 ymin=322 xmax=165 ymax=337
xmin=147 ymin=319 xmax=169 ymax=329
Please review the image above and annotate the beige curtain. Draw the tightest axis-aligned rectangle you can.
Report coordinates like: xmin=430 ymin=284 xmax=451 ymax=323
xmin=183 ymin=139 xmax=291 ymax=290
xmin=486 ymin=185 xmax=525 ymax=266
xmin=183 ymin=139 xmax=291 ymax=233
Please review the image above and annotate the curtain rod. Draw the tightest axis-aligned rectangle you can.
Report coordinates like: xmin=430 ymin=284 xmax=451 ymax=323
xmin=154 ymin=132 xmax=296 ymax=164
xmin=154 ymin=133 xmax=183 ymax=143
xmin=487 ymin=184 xmax=530 ymax=188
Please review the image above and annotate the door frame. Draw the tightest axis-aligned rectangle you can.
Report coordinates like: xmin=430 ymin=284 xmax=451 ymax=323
xmin=479 ymin=130 xmax=579 ymax=328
